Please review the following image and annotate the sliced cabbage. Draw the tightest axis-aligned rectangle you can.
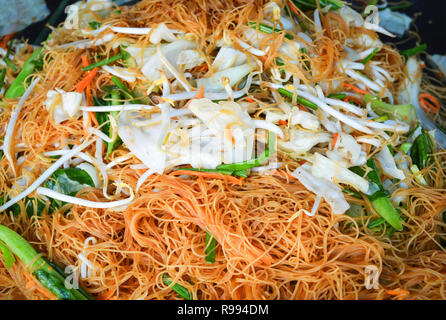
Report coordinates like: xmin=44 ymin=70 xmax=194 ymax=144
xmin=149 ymin=23 xmax=179 ymax=44
xmin=125 ymin=45 xmax=156 ymax=67
xmin=346 ymin=33 xmax=382 ymax=48
xmin=117 ymin=110 xmax=167 ymax=173
xmin=290 ymin=109 xmax=320 ymax=131
xmin=196 ymin=63 xmax=254 ymax=91
xmin=64 ymin=0 xmax=113 ymax=30
xmin=45 ymin=89 xmax=83 ymax=124
xmin=278 ymin=41 xmax=302 ymax=64
xmin=325 ymin=133 xmax=366 ymax=167
xmin=311 ymin=153 xmax=369 ymax=193
xmin=291 ymin=163 xmax=350 ymax=215
xmin=266 ymin=107 xmax=320 ymax=131
xmin=177 ymin=49 xmax=205 ymax=70
xmin=212 ymin=47 xmax=248 ymax=72
xmin=278 ymin=128 xmax=331 ymax=156
xmin=262 ymin=1 xmax=294 ymax=31
xmin=76 ymin=163 xmax=100 ymax=188
xmin=338 ymin=5 xmax=364 ymax=27
xmin=188 ymin=98 xmax=255 ymax=163
xmin=163 ymin=126 xmax=226 ymax=168
xmin=141 ymin=40 xmax=196 ymax=82
xmin=102 ymin=65 xmax=137 ymax=83
xmin=375 ymin=146 xmax=405 ymax=180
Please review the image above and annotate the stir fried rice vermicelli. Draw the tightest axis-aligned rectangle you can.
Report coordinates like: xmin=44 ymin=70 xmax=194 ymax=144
xmin=0 ymin=0 xmax=445 ymax=300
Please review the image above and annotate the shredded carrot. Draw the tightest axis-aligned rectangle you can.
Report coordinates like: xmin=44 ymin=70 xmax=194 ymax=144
xmin=169 ymin=170 xmax=244 ymax=185
xmin=75 ymin=67 xmax=98 ymax=93
xmin=79 ymin=55 xmax=98 ymax=126
xmin=200 ymin=63 xmax=208 ymax=72
xmin=386 ymin=289 xmax=410 ymax=300
xmin=279 ymin=119 xmax=288 ymax=126
xmin=344 ymin=96 xmax=362 ymax=105
xmin=81 ymin=55 xmax=89 ymax=68
xmin=23 ymin=272 xmax=57 ymax=300
xmin=331 ymin=132 xmax=339 ymax=150
xmin=297 ymin=104 xmax=307 ymax=111
xmin=0 ymin=33 xmax=15 ymax=49
xmin=418 ymin=93 xmax=440 ymax=114
xmin=225 ymin=124 xmax=236 ymax=144
xmin=245 ymin=97 xmax=255 ymax=103
xmin=102 ymin=288 xmax=115 ymax=300
xmin=344 ymin=83 xmax=370 ymax=95
xmin=288 ymin=1 xmax=301 ymax=17
xmin=196 ymin=85 xmax=205 ymax=99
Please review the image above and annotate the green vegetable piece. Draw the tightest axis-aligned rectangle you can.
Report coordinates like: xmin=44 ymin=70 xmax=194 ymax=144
xmin=291 ymin=0 xmax=344 ymax=10
xmin=0 ymin=68 xmax=7 ymax=91
xmin=370 ymin=197 xmax=403 ymax=231
xmin=96 ymin=89 xmax=123 ymax=158
xmin=0 ymin=241 xmax=16 ymax=269
xmin=328 ymin=93 xmax=347 ymax=100
xmin=0 ymin=225 xmax=91 ymax=300
xmin=45 ymin=168 xmax=95 ymax=196
xmin=25 ymin=197 xmax=48 ymax=217
xmin=216 ymin=132 xmax=276 ymax=172
xmin=5 ymin=47 xmax=44 ymax=99
xmin=399 ymin=143 xmax=412 ymax=154
xmin=3 ymin=39 xmax=18 ymax=73
xmin=400 ymin=43 xmax=427 ymax=59
xmin=278 ymin=88 xmax=318 ymax=110
xmin=246 ymin=22 xmax=293 ymax=40
xmin=82 ymin=48 xmax=130 ymax=72
xmin=4 ymin=58 xmax=18 ymax=73
xmin=410 ymin=164 xmax=428 ymax=186
xmin=110 ymin=76 xmax=145 ymax=103
xmin=88 ymin=21 xmax=102 ymax=30
xmin=342 ymin=188 xmax=363 ymax=199
xmin=34 ymin=269 xmax=75 ymax=300
xmin=367 ymin=217 xmax=386 ymax=229
xmin=361 ymin=48 xmax=380 ymax=65
xmin=364 ymin=94 xmax=416 ymax=126
xmin=351 ymin=158 xmax=402 ymax=231
xmin=177 ymin=168 xmax=234 ymax=176
xmin=285 ymin=3 xmax=308 ymax=32
xmin=205 ymin=231 xmax=216 ymax=264
xmin=410 ymin=128 xmax=434 ymax=169
xmin=162 ymin=274 xmax=192 ymax=300
xmin=0 ymin=225 xmax=46 ymax=269
xmin=373 ymin=114 xmax=389 ymax=122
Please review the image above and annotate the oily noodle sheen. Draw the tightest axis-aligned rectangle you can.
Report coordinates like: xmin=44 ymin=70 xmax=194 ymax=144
xmin=0 ymin=0 xmax=445 ymax=300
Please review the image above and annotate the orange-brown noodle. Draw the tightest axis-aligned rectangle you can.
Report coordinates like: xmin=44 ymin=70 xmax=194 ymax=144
xmin=0 ymin=0 xmax=445 ymax=300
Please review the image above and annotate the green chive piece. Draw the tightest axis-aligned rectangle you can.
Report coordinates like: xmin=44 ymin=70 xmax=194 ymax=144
xmin=400 ymin=43 xmax=427 ymax=59
xmin=246 ymin=22 xmax=294 ymax=40
xmin=0 ymin=241 xmax=16 ymax=269
xmin=162 ymin=274 xmax=193 ymax=300
xmin=205 ymin=231 xmax=216 ymax=264
xmin=399 ymin=143 xmax=412 ymax=154
xmin=361 ymin=48 xmax=380 ymax=65
xmin=278 ymin=88 xmax=318 ymax=110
